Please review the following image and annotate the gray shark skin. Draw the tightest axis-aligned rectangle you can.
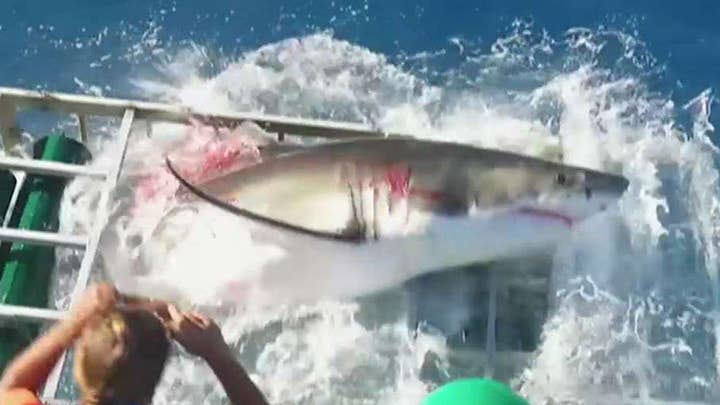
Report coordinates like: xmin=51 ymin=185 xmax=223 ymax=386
xmin=164 ymin=137 xmax=629 ymax=308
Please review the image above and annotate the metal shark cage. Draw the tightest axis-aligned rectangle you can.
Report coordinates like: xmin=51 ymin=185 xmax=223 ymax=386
xmin=0 ymin=86 xmax=553 ymax=404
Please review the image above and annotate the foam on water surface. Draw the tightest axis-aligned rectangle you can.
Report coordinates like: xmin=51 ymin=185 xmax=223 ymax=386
xmin=35 ymin=19 xmax=720 ymax=405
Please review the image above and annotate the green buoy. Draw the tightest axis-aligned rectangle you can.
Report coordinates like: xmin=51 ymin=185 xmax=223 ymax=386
xmin=422 ymin=378 xmax=529 ymax=405
xmin=0 ymin=134 xmax=91 ymax=371
xmin=0 ymin=170 xmax=17 ymax=279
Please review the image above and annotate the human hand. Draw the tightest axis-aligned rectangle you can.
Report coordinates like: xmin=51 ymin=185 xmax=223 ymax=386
xmin=162 ymin=305 xmax=230 ymax=361
xmin=69 ymin=283 xmax=119 ymax=326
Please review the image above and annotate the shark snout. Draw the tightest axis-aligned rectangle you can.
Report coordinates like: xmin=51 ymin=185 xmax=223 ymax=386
xmin=540 ymin=169 xmax=629 ymax=223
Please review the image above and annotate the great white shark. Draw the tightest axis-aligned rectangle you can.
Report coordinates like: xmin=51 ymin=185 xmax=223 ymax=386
xmin=155 ymin=136 xmax=628 ymax=309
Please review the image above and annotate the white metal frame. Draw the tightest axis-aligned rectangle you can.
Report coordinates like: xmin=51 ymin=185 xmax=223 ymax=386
xmin=0 ymin=85 xmax=397 ymax=401
xmin=0 ymin=86 xmax=407 ymax=140
xmin=41 ymin=108 xmax=136 ymax=398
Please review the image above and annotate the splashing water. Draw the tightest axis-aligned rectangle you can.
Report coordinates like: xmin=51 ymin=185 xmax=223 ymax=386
xmin=42 ymin=21 xmax=720 ymax=405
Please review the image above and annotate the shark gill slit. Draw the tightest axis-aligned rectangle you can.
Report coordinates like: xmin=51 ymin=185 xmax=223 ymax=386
xmin=372 ymin=185 xmax=379 ymax=241
xmin=347 ymin=180 xmax=365 ymax=238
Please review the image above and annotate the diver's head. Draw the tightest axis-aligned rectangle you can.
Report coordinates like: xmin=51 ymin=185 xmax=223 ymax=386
xmin=73 ymin=307 xmax=170 ymax=405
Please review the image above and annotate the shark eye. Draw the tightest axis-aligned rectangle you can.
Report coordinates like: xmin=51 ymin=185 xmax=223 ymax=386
xmin=556 ymin=173 xmax=567 ymax=186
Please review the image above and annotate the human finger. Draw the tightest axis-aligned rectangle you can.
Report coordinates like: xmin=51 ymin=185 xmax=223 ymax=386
xmin=167 ymin=304 xmax=184 ymax=323
xmin=164 ymin=304 xmax=187 ymax=334
xmin=187 ymin=312 xmax=210 ymax=328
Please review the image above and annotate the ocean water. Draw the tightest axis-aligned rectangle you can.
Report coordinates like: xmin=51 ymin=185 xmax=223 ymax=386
xmin=2 ymin=1 xmax=720 ymax=404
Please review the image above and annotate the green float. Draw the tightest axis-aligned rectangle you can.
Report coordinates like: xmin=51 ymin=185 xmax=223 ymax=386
xmin=0 ymin=134 xmax=91 ymax=372
xmin=0 ymin=170 xmax=17 ymax=277
xmin=422 ymin=378 xmax=529 ymax=405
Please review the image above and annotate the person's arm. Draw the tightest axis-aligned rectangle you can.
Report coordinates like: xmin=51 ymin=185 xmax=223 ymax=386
xmin=203 ymin=342 xmax=269 ymax=405
xmin=0 ymin=283 xmax=118 ymax=393
xmin=163 ymin=305 xmax=269 ymax=405
xmin=0 ymin=316 xmax=84 ymax=392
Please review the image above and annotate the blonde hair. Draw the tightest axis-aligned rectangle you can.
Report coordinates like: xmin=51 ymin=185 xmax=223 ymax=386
xmin=73 ymin=308 xmax=170 ymax=404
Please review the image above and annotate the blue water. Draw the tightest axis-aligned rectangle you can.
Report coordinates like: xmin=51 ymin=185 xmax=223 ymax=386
xmin=2 ymin=1 xmax=720 ymax=404
xmin=1 ymin=0 xmax=718 ymax=132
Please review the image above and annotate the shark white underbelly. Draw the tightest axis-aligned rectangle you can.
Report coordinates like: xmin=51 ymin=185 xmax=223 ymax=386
xmin=218 ymin=205 xmax=576 ymax=309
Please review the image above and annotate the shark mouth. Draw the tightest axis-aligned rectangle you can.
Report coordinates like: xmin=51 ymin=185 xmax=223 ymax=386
xmin=514 ymin=207 xmax=575 ymax=228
